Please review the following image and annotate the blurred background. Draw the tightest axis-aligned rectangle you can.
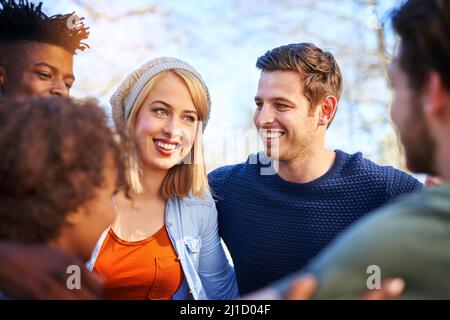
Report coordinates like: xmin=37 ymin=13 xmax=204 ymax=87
xmin=45 ymin=0 xmax=417 ymax=178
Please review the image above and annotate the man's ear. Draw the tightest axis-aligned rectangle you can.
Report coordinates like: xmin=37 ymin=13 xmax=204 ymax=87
xmin=65 ymin=206 xmax=87 ymax=226
xmin=318 ymin=95 xmax=338 ymax=127
xmin=0 ymin=65 xmax=5 ymax=94
xmin=423 ymin=72 xmax=449 ymax=120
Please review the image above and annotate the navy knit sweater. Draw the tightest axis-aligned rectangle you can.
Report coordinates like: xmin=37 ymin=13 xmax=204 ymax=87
xmin=208 ymin=150 xmax=423 ymax=295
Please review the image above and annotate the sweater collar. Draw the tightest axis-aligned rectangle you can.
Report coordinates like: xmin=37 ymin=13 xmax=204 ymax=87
xmin=258 ymin=149 xmax=349 ymax=190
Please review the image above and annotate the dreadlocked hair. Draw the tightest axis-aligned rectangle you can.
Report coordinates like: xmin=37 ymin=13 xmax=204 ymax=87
xmin=0 ymin=0 xmax=89 ymax=54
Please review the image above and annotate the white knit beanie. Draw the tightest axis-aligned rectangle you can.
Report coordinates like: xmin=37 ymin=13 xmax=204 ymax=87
xmin=110 ymin=57 xmax=211 ymax=131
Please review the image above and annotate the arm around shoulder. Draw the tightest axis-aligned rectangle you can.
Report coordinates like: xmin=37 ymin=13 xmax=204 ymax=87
xmin=387 ymin=169 xmax=423 ymax=201
xmin=197 ymin=192 xmax=239 ymax=299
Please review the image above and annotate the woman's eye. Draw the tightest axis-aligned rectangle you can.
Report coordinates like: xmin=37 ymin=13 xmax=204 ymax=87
xmin=184 ymin=115 xmax=197 ymax=123
xmin=153 ymin=108 xmax=168 ymax=116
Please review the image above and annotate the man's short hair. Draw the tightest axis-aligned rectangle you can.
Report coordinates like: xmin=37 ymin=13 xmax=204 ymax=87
xmin=392 ymin=0 xmax=450 ymax=91
xmin=256 ymin=43 xmax=343 ymax=118
xmin=0 ymin=0 xmax=89 ymax=57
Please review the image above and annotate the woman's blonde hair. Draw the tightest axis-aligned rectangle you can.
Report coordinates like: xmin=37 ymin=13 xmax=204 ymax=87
xmin=126 ymin=69 xmax=209 ymax=199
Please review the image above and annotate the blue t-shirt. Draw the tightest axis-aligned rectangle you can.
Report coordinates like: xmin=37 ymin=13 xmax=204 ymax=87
xmin=208 ymin=150 xmax=423 ymax=294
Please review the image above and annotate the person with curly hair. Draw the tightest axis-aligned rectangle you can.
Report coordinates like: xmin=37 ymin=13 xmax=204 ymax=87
xmin=267 ymin=0 xmax=450 ymax=300
xmin=0 ymin=96 xmax=126 ymax=299
xmin=0 ymin=0 xmax=89 ymax=98
xmin=0 ymin=1 xmax=98 ymax=300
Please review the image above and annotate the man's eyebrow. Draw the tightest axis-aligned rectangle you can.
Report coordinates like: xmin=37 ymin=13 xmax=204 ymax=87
xmin=255 ymin=96 xmax=296 ymax=105
xmin=270 ymin=97 xmax=296 ymax=105
xmin=33 ymin=62 xmax=75 ymax=81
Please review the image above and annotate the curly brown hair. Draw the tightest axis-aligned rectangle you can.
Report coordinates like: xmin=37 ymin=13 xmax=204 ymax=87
xmin=0 ymin=96 xmax=127 ymax=244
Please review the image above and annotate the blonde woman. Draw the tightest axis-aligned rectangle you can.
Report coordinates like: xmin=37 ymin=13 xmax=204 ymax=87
xmin=88 ymin=57 xmax=239 ymax=300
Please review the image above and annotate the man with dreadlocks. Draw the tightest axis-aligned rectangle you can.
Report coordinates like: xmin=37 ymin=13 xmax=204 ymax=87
xmin=0 ymin=0 xmax=88 ymax=97
xmin=0 ymin=0 xmax=102 ymax=299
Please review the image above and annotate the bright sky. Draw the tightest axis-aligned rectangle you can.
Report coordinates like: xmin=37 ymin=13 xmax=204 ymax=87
xmin=43 ymin=0 xmax=416 ymax=176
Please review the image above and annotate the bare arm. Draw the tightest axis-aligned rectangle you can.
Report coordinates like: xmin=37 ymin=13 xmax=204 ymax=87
xmin=0 ymin=242 xmax=104 ymax=299
xmin=242 ymin=275 xmax=404 ymax=300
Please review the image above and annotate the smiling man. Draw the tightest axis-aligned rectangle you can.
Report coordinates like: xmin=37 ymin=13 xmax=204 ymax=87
xmin=0 ymin=0 xmax=88 ymax=98
xmin=271 ymin=0 xmax=450 ymax=299
xmin=208 ymin=42 xmax=423 ymax=295
xmin=0 ymin=0 xmax=100 ymax=300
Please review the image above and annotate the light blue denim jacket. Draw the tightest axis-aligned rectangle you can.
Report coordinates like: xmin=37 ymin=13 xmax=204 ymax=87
xmin=87 ymin=190 xmax=239 ymax=300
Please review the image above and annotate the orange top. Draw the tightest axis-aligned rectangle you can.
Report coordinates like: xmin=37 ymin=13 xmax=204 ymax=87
xmin=93 ymin=226 xmax=184 ymax=300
